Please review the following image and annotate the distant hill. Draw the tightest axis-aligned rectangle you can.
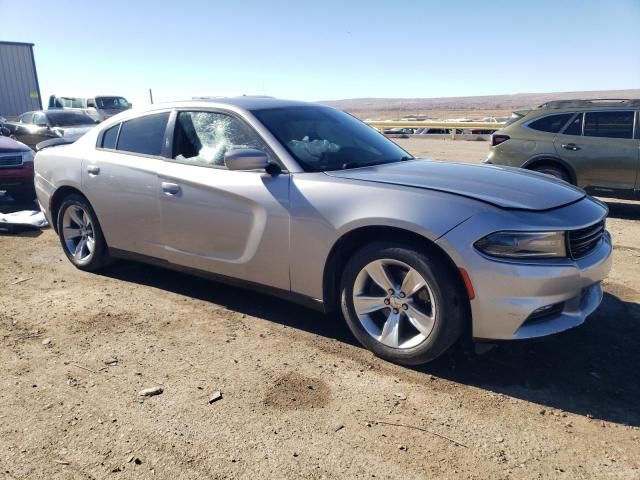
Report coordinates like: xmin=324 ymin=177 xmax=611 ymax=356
xmin=321 ymin=89 xmax=640 ymax=120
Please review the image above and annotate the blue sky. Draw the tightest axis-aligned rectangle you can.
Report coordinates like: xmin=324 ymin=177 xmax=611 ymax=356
xmin=2 ymin=0 xmax=639 ymax=106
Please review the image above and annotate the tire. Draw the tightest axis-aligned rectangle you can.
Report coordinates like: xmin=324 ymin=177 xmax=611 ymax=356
xmin=340 ymin=242 xmax=466 ymax=365
xmin=56 ymin=194 xmax=111 ymax=271
xmin=532 ymin=164 xmax=571 ymax=183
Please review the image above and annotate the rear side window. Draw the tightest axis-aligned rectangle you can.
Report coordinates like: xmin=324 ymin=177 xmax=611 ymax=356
xmin=563 ymin=114 xmax=583 ymax=136
xmin=584 ymin=111 xmax=634 ymax=139
xmin=116 ymin=113 xmax=169 ymax=156
xmin=527 ymin=113 xmax=574 ymax=133
xmin=101 ymin=124 xmax=119 ymax=149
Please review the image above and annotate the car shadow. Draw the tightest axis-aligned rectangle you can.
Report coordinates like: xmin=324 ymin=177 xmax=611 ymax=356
xmin=101 ymin=261 xmax=640 ymax=427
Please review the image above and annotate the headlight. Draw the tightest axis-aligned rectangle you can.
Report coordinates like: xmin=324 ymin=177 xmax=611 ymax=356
xmin=21 ymin=150 xmax=35 ymax=163
xmin=475 ymin=231 xmax=566 ymax=259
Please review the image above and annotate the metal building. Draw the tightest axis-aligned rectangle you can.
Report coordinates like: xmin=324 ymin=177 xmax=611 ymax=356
xmin=0 ymin=41 xmax=42 ymax=118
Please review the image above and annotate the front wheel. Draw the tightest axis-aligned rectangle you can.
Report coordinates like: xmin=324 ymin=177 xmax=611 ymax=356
xmin=340 ymin=242 xmax=466 ymax=365
xmin=56 ymin=194 xmax=110 ymax=271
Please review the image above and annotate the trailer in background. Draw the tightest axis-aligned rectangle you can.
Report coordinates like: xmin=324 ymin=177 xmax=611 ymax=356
xmin=0 ymin=41 xmax=42 ymax=118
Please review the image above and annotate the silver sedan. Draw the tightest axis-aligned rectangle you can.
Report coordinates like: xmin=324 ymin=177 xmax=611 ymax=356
xmin=34 ymin=97 xmax=612 ymax=365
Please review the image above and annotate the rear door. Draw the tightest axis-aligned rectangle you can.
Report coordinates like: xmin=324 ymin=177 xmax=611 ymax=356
xmin=554 ymin=110 xmax=638 ymax=192
xmin=157 ymin=109 xmax=291 ymax=290
xmin=83 ymin=111 xmax=170 ymax=258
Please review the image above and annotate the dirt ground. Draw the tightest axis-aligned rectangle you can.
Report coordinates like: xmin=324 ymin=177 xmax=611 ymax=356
xmin=1 ymin=140 xmax=639 ymax=479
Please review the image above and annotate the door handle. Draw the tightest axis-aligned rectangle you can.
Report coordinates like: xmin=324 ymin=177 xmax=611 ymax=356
xmin=562 ymin=143 xmax=580 ymax=151
xmin=161 ymin=182 xmax=181 ymax=195
xmin=87 ymin=165 xmax=100 ymax=175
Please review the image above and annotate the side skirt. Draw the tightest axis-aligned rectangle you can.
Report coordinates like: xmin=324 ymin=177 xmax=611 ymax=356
xmin=108 ymin=248 xmax=328 ymax=313
xmin=585 ymin=187 xmax=639 ymax=201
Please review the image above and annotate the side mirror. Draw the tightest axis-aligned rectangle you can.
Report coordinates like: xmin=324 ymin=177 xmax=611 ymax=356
xmin=224 ymin=149 xmax=270 ymax=171
xmin=36 ymin=123 xmax=49 ymax=128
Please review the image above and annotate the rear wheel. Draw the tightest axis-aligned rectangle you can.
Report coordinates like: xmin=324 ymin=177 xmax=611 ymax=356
xmin=531 ymin=164 xmax=571 ymax=183
xmin=56 ymin=194 xmax=110 ymax=271
xmin=340 ymin=242 xmax=466 ymax=365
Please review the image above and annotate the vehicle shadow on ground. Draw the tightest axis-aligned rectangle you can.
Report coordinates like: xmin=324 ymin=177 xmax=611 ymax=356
xmin=423 ymin=292 xmax=640 ymax=427
xmin=103 ymin=262 xmax=640 ymax=426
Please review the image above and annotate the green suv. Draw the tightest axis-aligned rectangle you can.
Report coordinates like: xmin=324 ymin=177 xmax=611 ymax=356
xmin=485 ymin=99 xmax=640 ymax=199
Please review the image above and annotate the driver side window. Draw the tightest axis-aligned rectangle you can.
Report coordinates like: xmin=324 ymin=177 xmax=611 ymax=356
xmin=33 ymin=112 xmax=47 ymax=126
xmin=172 ymin=111 xmax=268 ymax=168
xmin=19 ymin=112 xmax=33 ymax=124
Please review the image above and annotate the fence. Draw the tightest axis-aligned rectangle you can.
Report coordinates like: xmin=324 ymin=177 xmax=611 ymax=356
xmin=366 ymin=121 xmax=505 ymax=140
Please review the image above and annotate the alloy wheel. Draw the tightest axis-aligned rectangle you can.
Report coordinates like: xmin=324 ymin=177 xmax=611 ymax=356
xmin=352 ymin=259 xmax=437 ymax=349
xmin=62 ymin=205 xmax=96 ymax=265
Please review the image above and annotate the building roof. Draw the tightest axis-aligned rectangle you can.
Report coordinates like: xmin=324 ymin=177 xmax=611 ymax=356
xmin=0 ymin=41 xmax=35 ymax=47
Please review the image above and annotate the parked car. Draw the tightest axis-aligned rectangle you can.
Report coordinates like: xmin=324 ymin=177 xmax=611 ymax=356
xmin=383 ymin=127 xmax=414 ymax=137
xmin=0 ymin=132 xmax=35 ymax=201
xmin=0 ymin=116 xmax=10 ymax=137
xmin=485 ymin=99 xmax=640 ymax=199
xmin=4 ymin=110 xmax=98 ymax=150
xmin=48 ymin=95 xmax=132 ymax=122
xmin=34 ymin=98 xmax=612 ymax=365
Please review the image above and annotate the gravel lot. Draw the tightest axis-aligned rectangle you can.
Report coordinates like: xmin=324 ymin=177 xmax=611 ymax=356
xmin=1 ymin=139 xmax=639 ymax=479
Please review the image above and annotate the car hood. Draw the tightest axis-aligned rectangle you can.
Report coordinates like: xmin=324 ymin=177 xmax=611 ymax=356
xmin=325 ymin=159 xmax=586 ymax=211
xmin=0 ymin=135 xmax=30 ymax=152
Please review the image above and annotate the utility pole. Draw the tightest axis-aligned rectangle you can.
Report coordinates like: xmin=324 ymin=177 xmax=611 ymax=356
xmin=149 ymin=89 xmax=154 ymax=104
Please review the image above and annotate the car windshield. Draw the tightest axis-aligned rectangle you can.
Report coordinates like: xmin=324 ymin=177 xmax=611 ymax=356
xmin=95 ymin=96 xmax=130 ymax=109
xmin=46 ymin=112 xmax=97 ymax=126
xmin=253 ymin=106 xmax=413 ymax=172
xmin=57 ymin=97 xmax=86 ymax=108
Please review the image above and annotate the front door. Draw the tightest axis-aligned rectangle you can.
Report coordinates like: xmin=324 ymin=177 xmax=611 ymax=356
xmin=158 ymin=110 xmax=291 ymax=291
xmin=554 ymin=110 xmax=639 ymax=193
xmin=83 ymin=112 xmax=170 ymax=258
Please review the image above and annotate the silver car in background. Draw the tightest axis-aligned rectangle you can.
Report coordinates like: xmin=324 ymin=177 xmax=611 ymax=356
xmin=34 ymin=98 xmax=612 ymax=365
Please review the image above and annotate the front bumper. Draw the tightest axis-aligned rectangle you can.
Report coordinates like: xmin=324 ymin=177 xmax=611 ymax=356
xmin=0 ymin=163 xmax=34 ymax=189
xmin=437 ymin=201 xmax=612 ymax=340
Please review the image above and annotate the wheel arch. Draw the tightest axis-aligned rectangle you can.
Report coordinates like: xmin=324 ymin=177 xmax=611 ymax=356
xmin=50 ymin=185 xmax=91 ymax=234
xmin=322 ymin=225 xmax=471 ymax=325
xmin=522 ymin=155 xmax=577 ymax=185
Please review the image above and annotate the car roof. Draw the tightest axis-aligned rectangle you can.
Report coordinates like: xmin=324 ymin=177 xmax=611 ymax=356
xmin=134 ymin=96 xmax=325 ymax=114
xmin=536 ymin=98 xmax=640 ymax=110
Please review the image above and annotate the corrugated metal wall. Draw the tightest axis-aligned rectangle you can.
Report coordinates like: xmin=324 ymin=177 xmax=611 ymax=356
xmin=0 ymin=42 xmax=42 ymax=118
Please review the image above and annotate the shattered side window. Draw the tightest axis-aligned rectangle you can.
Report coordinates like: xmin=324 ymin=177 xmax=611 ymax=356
xmin=172 ymin=111 xmax=268 ymax=168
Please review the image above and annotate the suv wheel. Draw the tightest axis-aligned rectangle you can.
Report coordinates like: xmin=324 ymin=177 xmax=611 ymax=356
xmin=340 ymin=242 xmax=466 ymax=365
xmin=532 ymin=164 xmax=571 ymax=183
xmin=57 ymin=194 xmax=110 ymax=271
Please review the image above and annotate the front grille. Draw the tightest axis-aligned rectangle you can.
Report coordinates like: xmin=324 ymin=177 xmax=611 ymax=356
xmin=568 ymin=220 xmax=605 ymax=259
xmin=0 ymin=154 xmax=23 ymax=168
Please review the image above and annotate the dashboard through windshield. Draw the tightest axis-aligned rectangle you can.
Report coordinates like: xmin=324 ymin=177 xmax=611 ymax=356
xmin=253 ymin=106 xmax=413 ymax=172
